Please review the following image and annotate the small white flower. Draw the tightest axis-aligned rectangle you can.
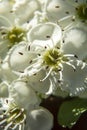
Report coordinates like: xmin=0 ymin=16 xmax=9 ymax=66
xmin=0 ymin=15 xmax=28 ymax=59
xmin=0 ymin=98 xmax=27 ymax=130
xmin=0 ymin=98 xmax=53 ymax=130
xmin=5 ymin=22 xmax=62 ymax=73
xmin=45 ymin=0 xmax=87 ymax=29
xmin=0 ymin=0 xmax=42 ymax=59
xmin=22 ymin=23 xmax=87 ymax=96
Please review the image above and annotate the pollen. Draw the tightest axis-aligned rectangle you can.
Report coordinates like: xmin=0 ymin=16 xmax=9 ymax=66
xmin=43 ymin=48 xmax=68 ymax=69
xmin=6 ymin=26 xmax=26 ymax=46
xmin=0 ymin=103 xmax=26 ymax=129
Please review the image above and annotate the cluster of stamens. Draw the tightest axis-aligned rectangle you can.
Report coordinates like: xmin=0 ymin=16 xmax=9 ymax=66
xmin=25 ymin=45 xmax=79 ymax=83
xmin=0 ymin=26 xmax=26 ymax=48
xmin=0 ymin=102 xmax=26 ymax=130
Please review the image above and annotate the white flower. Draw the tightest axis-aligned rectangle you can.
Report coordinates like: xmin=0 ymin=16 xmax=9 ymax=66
xmin=0 ymin=98 xmax=27 ymax=130
xmin=45 ymin=0 xmax=87 ymax=29
xmin=22 ymin=24 xmax=87 ymax=96
xmin=5 ymin=22 xmax=62 ymax=73
xmin=0 ymin=0 xmax=42 ymax=60
xmin=0 ymin=98 xmax=53 ymax=130
xmin=0 ymin=15 xmax=28 ymax=59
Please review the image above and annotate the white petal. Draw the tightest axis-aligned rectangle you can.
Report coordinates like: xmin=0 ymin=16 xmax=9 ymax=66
xmin=14 ymin=0 xmax=41 ymax=24
xmin=46 ymin=0 xmax=74 ymax=25
xmin=62 ymin=28 xmax=87 ymax=60
xmin=27 ymin=69 xmax=53 ymax=95
xmin=0 ymin=61 xmax=18 ymax=82
xmin=8 ymin=42 xmax=36 ymax=73
xmin=61 ymin=61 xmax=87 ymax=96
xmin=27 ymin=107 xmax=53 ymax=130
xmin=28 ymin=22 xmax=62 ymax=47
xmin=9 ymin=80 xmax=39 ymax=108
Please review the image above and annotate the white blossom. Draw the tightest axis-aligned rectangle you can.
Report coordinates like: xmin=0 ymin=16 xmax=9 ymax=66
xmin=45 ymin=0 xmax=87 ymax=29
xmin=0 ymin=98 xmax=53 ymax=130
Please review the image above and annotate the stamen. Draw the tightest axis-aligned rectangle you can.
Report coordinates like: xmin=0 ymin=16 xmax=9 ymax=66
xmin=40 ymin=68 xmax=53 ymax=82
xmin=11 ymin=124 xmax=18 ymax=130
xmin=28 ymin=45 xmax=30 ymax=51
xmin=65 ymin=62 xmax=76 ymax=71
xmin=18 ymin=52 xmax=23 ymax=55
xmin=59 ymin=70 xmax=63 ymax=81
xmin=4 ymin=122 xmax=12 ymax=130
xmin=0 ymin=119 xmax=6 ymax=125
xmin=64 ymin=54 xmax=76 ymax=57
xmin=58 ymin=15 xmax=73 ymax=22
xmin=81 ymin=62 xmax=86 ymax=69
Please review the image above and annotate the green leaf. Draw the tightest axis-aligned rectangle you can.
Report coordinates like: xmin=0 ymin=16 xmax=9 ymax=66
xmin=58 ymin=98 xmax=87 ymax=128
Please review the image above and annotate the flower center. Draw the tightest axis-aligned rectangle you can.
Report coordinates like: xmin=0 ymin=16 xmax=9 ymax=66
xmin=0 ymin=103 xmax=26 ymax=129
xmin=76 ymin=3 xmax=87 ymax=21
xmin=7 ymin=106 xmax=26 ymax=124
xmin=6 ymin=27 xmax=26 ymax=46
xmin=43 ymin=48 xmax=68 ymax=69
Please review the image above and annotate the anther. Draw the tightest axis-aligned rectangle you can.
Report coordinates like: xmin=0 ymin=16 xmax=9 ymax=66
xmin=1 ymin=32 xmax=6 ymax=35
xmin=63 ymin=40 xmax=65 ymax=43
xmin=10 ymin=10 xmax=14 ymax=13
xmin=18 ymin=52 xmax=23 ymax=55
xmin=74 ymin=54 xmax=78 ymax=58
xmin=57 ymin=46 xmax=60 ymax=49
xmin=19 ymin=71 xmax=24 ymax=73
xmin=73 ymin=68 xmax=76 ymax=72
xmin=6 ymin=100 xmax=8 ymax=104
xmin=65 ymin=11 xmax=69 ymax=14
xmin=38 ymin=54 xmax=41 ymax=56
xmin=29 ymin=60 xmax=33 ymax=64
xmin=75 ymin=0 xmax=78 ymax=3
xmin=45 ymin=46 xmax=47 ymax=49
xmin=58 ymin=79 xmax=62 ymax=83
xmin=33 ymin=73 xmax=37 ymax=76
xmin=28 ymin=45 xmax=30 ymax=51
xmin=46 ymin=66 xmax=49 ymax=69
xmin=46 ymin=35 xmax=50 ymax=38
xmin=55 ymin=5 xmax=60 ymax=8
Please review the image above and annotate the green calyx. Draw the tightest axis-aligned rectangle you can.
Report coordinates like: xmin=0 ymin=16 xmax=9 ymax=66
xmin=7 ymin=26 xmax=26 ymax=46
xmin=76 ymin=3 xmax=87 ymax=21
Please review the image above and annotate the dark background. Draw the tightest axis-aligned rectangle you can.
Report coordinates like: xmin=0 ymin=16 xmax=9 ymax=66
xmin=41 ymin=95 xmax=87 ymax=130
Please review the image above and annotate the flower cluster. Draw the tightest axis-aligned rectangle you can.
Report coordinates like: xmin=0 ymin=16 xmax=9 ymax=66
xmin=0 ymin=0 xmax=87 ymax=130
